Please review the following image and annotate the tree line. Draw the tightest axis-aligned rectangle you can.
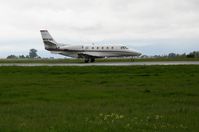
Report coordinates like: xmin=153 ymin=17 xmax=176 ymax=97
xmin=141 ymin=51 xmax=199 ymax=59
xmin=166 ymin=51 xmax=199 ymax=58
xmin=6 ymin=49 xmax=199 ymax=59
xmin=7 ymin=49 xmax=40 ymax=59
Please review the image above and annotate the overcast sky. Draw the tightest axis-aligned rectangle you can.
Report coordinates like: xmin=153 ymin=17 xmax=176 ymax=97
xmin=0 ymin=0 xmax=199 ymax=57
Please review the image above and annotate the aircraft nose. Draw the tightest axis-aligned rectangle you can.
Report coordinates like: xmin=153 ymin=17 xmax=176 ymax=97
xmin=128 ymin=49 xmax=142 ymax=56
xmin=136 ymin=52 xmax=142 ymax=56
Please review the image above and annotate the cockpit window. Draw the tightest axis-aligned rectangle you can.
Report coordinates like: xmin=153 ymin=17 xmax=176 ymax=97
xmin=121 ymin=46 xmax=128 ymax=50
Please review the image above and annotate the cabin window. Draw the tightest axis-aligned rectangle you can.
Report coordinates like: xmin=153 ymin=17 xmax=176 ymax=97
xmin=82 ymin=46 xmax=84 ymax=49
xmin=102 ymin=47 xmax=104 ymax=49
xmin=112 ymin=47 xmax=114 ymax=49
xmin=97 ymin=47 xmax=99 ymax=50
xmin=107 ymin=47 xmax=109 ymax=50
xmin=92 ymin=47 xmax=94 ymax=50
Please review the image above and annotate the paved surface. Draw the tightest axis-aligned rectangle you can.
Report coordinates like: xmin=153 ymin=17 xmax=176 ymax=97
xmin=0 ymin=61 xmax=199 ymax=66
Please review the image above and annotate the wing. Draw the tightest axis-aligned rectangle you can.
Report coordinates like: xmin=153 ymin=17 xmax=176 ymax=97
xmin=78 ymin=52 xmax=104 ymax=58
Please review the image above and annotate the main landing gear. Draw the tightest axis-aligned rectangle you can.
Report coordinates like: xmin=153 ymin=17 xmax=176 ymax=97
xmin=84 ymin=58 xmax=95 ymax=63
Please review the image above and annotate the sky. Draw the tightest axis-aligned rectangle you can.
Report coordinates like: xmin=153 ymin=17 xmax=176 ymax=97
xmin=0 ymin=0 xmax=199 ymax=58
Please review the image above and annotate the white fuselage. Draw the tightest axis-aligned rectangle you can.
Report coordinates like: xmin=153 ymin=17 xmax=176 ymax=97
xmin=51 ymin=44 xmax=141 ymax=58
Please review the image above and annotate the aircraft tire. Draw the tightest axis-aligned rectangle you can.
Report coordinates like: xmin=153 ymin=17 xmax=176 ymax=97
xmin=90 ymin=58 xmax=95 ymax=63
xmin=84 ymin=58 xmax=89 ymax=63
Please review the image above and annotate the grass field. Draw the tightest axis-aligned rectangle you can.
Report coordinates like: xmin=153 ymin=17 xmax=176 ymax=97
xmin=0 ymin=57 xmax=199 ymax=63
xmin=0 ymin=66 xmax=199 ymax=131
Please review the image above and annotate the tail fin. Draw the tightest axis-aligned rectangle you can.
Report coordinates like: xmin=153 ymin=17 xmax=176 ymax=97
xmin=40 ymin=30 xmax=57 ymax=50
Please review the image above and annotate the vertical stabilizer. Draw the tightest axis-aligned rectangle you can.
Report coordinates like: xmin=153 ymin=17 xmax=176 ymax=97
xmin=40 ymin=30 xmax=57 ymax=50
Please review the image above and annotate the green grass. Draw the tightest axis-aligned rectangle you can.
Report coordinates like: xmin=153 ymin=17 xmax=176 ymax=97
xmin=0 ymin=66 xmax=199 ymax=131
xmin=0 ymin=57 xmax=199 ymax=63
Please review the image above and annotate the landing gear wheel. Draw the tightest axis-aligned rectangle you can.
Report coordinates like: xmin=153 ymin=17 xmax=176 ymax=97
xmin=84 ymin=58 xmax=89 ymax=63
xmin=91 ymin=58 xmax=95 ymax=63
xmin=84 ymin=60 xmax=89 ymax=63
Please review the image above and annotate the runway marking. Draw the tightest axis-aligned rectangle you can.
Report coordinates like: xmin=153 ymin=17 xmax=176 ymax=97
xmin=0 ymin=61 xmax=199 ymax=66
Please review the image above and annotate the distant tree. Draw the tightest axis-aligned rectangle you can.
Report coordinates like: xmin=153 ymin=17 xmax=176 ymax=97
xmin=187 ymin=53 xmax=194 ymax=58
xmin=168 ymin=53 xmax=176 ymax=58
xmin=187 ymin=51 xmax=199 ymax=58
xmin=181 ymin=53 xmax=186 ymax=57
xmin=29 ymin=49 xmax=38 ymax=58
xmin=154 ymin=55 xmax=161 ymax=58
xmin=193 ymin=51 xmax=199 ymax=58
xmin=7 ymin=55 xmax=17 ymax=59
xmin=19 ymin=55 xmax=26 ymax=59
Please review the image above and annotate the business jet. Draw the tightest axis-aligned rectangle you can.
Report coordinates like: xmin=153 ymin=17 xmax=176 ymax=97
xmin=40 ymin=30 xmax=141 ymax=63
